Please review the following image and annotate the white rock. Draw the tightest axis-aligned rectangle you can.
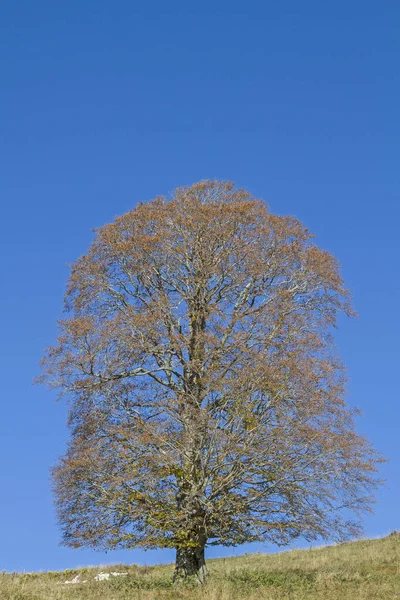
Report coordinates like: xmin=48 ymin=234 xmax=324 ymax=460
xmin=95 ymin=571 xmax=128 ymax=581
xmin=59 ymin=574 xmax=87 ymax=585
xmin=59 ymin=570 xmax=129 ymax=584
xmin=95 ymin=572 xmax=110 ymax=581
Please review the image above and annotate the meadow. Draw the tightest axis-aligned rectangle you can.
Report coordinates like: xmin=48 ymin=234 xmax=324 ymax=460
xmin=1 ymin=533 xmax=398 ymax=600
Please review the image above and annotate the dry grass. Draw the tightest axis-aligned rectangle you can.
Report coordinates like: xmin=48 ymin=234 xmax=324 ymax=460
xmin=1 ymin=533 xmax=399 ymax=599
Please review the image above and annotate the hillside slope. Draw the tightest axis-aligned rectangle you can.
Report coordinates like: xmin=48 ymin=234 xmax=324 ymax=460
xmin=1 ymin=533 xmax=399 ymax=599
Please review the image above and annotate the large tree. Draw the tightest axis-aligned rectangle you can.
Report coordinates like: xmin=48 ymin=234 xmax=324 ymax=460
xmin=39 ymin=181 xmax=381 ymax=581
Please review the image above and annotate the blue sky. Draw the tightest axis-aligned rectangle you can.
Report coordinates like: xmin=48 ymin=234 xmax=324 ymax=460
xmin=0 ymin=0 xmax=399 ymax=572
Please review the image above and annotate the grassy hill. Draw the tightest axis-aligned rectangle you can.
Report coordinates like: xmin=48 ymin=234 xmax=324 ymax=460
xmin=1 ymin=533 xmax=399 ymax=599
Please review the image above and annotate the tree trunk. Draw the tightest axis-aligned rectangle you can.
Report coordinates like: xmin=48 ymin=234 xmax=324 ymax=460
xmin=173 ymin=545 xmax=208 ymax=583
xmin=172 ymin=280 xmax=209 ymax=585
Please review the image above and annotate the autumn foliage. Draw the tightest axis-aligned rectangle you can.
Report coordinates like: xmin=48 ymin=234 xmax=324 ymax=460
xmin=39 ymin=181 xmax=381 ymax=581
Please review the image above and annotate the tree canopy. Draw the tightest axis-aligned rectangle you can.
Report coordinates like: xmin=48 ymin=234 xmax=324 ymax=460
xmin=39 ymin=180 xmax=381 ymax=581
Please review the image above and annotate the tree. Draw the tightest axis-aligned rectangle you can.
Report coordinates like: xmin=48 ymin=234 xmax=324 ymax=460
xmin=39 ymin=180 xmax=381 ymax=582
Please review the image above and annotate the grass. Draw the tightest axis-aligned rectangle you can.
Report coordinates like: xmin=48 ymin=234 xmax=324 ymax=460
xmin=1 ymin=533 xmax=399 ymax=599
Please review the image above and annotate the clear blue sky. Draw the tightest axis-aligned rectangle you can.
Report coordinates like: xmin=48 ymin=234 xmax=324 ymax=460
xmin=1 ymin=0 xmax=399 ymax=572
